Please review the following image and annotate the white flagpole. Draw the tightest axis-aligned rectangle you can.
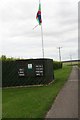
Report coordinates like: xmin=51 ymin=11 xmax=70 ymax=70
xmin=41 ymin=24 xmax=44 ymax=58
xmin=40 ymin=0 xmax=44 ymax=58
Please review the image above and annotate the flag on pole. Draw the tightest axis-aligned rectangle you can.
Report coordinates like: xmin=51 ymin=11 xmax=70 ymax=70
xmin=36 ymin=2 xmax=42 ymax=25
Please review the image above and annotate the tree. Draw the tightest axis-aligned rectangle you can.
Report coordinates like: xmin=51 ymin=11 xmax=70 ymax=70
xmin=1 ymin=55 xmax=6 ymax=61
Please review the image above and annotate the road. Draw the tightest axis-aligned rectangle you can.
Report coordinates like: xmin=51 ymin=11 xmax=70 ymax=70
xmin=45 ymin=66 xmax=78 ymax=118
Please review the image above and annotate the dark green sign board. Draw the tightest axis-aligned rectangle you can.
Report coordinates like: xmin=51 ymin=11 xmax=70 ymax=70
xmin=2 ymin=58 xmax=54 ymax=87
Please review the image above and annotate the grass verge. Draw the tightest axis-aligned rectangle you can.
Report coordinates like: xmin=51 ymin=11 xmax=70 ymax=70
xmin=2 ymin=66 xmax=72 ymax=118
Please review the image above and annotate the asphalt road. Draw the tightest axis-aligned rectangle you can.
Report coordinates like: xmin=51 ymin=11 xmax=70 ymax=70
xmin=45 ymin=66 xmax=78 ymax=118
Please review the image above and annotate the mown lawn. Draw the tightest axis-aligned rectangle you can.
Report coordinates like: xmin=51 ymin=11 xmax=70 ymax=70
xmin=2 ymin=66 xmax=72 ymax=118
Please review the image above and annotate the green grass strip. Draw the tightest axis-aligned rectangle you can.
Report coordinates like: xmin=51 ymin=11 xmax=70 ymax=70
xmin=2 ymin=66 xmax=72 ymax=118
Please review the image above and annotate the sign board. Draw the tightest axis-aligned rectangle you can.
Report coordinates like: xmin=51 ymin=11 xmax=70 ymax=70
xmin=35 ymin=64 xmax=43 ymax=76
xmin=18 ymin=68 xmax=25 ymax=76
xmin=28 ymin=64 xmax=32 ymax=69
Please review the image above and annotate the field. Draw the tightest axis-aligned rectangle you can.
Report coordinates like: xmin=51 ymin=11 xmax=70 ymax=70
xmin=78 ymin=62 xmax=80 ymax=68
xmin=2 ymin=66 xmax=72 ymax=118
xmin=63 ymin=61 xmax=78 ymax=66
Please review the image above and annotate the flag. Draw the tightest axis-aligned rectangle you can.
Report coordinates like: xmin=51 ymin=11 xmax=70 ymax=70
xmin=36 ymin=3 xmax=42 ymax=25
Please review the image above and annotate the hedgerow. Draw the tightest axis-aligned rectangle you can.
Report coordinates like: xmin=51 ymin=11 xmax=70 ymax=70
xmin=2 ymin=57 xmax=62 ymax=87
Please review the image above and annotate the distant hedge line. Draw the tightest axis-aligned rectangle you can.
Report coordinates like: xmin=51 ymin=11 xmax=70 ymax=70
xmin=2 ymin=60 xmax=62 ymax=87
xmin=53 ymin=61 xmax=62 ymax=70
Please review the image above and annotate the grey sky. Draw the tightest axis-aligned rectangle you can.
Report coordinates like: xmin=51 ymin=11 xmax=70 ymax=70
xmin=0 ymin=0 xmax=78 ymax=61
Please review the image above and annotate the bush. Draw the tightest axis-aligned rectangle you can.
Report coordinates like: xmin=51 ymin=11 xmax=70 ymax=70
xmin=53 ymin=61 xmax=62 ymax=70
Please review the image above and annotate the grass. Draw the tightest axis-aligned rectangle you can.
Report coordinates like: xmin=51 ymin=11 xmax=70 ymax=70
xmin=2 ymin=66 xmax=72 ymax=118
xmin=0 ymin=88 xmax=2 ymax=119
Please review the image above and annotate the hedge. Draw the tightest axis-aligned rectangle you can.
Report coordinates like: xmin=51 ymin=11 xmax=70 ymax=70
xmin=53 ymin=61 xmax=62 ymax=70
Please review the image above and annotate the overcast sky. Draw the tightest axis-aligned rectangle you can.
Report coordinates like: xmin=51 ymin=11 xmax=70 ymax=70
xmin=0 ymin=0 xmax=79 ymax=61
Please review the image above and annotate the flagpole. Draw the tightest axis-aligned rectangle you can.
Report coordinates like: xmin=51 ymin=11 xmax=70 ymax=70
xmin=40 ymin=0 xmax=44 ymax=58
xmin=41 ymin=24 xmax=44 ymax=58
